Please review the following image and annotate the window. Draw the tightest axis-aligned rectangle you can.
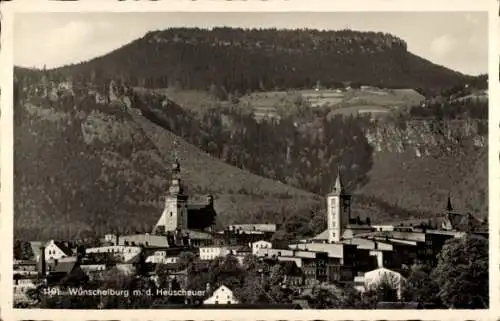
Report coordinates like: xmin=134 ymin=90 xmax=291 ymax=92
xmin=170 ymin=212 xmax=173 ymax=217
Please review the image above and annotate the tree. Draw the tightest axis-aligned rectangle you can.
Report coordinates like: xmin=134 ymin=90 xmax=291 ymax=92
xmin=338 ymin=283 xmax=367 ymax=308
xmin=309 ymin=287 xmax=342 ymax=308
xmin=362 ymin=272 xmax=401 ymax=307
xmin=236 ymin=272 xmax=269 ymax=304
xmin=208 ymin=254 xmax=245 ymax=290
xmin=401 ymin=264 xmax=441 ymax=305
xmin=177 ymin=251 xmax=197 ymax=270
xmin=431 ymin=235 xmax=488 ymax=308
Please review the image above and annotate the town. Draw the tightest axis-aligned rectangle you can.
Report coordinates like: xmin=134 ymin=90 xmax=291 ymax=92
xmin=14 ymin=156 xmax=488 ymax=309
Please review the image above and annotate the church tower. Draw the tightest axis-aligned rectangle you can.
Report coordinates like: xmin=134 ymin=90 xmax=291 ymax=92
xmin=326 ymin=168 xmax=351 ymax=243
xmin=153 ymin=144 xmax=189 ymax=234
xmin=441 ymin=194 xmax=454 ymax=231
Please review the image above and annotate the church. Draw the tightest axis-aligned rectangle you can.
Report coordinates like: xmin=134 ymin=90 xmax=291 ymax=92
xmin=152 ymin=158 xmax=217 ymax=234
xmin=311 ymin=168 xmax=370 ymax=243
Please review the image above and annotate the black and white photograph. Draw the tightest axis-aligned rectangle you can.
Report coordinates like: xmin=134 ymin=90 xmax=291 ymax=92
xmin=10 ymin=8 xmax=489 ymax=312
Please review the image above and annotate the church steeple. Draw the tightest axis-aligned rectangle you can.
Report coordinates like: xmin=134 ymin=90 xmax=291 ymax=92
xmin=446 ymin=194 xmax=453 ymax=212
xmin=169 ymin=139 xmax=184 ymax=196
xmin=154 ymin=138 xmax=189 ymax=234
xmin=330 ymin=167 xmax=345 ymax=196
xmin=326 ymin=166 xmax=351 ymax=243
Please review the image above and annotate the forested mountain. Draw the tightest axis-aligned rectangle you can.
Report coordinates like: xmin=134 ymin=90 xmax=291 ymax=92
xmin=13 ymin=27 xmax=488 ymax=240
xmin=24 ymin=28 xmax=475 ymax=97
xmin=14 ymin=88 xmax=328 ymax=240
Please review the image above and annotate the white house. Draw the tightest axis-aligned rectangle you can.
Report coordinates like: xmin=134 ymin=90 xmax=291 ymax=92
xmin=45 ymin=240 xmax=73 ymax=262
xmin=362 ymin=267 xmax=406 ymax=299
xmin=251 ymin=240 xmax=272 ymax=255
xmin=146 ymin=251 xmax=178 ymax=264
xmin=13 ymin=278 xmax=38 ymax=304
xmin=80 ymin=264 xmax=107 ymax=273
xmin=86 ymin=246 xmax=142 ymax=263
xmin=199 ymin=246 xmax=233 ymax=260
xmin=229 ymin=224 xmax=277 ymax=233
xmin=203 ymin=285 xmax=239 ymax=305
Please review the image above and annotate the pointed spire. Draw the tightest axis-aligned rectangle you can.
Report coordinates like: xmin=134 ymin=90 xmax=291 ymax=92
xmin=172 ymin=137 xmax=181 ymax=174
xmin=173 ymin=137 xmax=179 ymax=161
xmin=335 ymin=167 xmax=343 ymax=190
xmin=446 ymin=194 xmax=453 ymax=212
xmin=329 ymin=166 xmax=344 ymax=195
xmin=169 ymin=137 xmax=183 ymax=195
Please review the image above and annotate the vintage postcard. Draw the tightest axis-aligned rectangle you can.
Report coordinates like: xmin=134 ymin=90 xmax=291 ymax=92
xmin=1 ymin=0 xmax=497 ymax=319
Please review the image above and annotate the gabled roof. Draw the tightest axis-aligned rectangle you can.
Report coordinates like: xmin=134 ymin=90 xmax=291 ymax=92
xmin=53 ymin=241 xmax=74 ymax=256
xmin=312 ymin=229 xmax=329 ymax=240
xmin=181 ymin=229 xmax=213 ymax=240
xmin=30 ymin=241 xmax=44 ymax=259
xmin=48 ymin=259 xmax=77 ymax=274
xmin=213 ymin=284 xmax=233 ymax=294
xmin=279 ymin=261 xmax=303 ymax=276
xmin=124 ymin=252 xmax=142 ymax=264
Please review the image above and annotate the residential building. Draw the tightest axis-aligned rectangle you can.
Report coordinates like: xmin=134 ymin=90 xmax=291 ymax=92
xmin=228 ymin=224 xmax=277 ymax=233
xmin=251 ymin=240 xmax=272 ymax=255
xmin=80 ymin=264 xmax=107 ymax=281
xmin=45 ymin=240 xmax=73 ymax=262
xmin=145 ymin=251 xmax=179 ymax=264
xmin=13 ymin=260 xmax=38 ymax=277
xmin=218 ymin=228 xmax=272 ymax=247
xmin=199 ymin=246 xmax=233 ymax=260
xmin=13 ymin=276 xmax=39 ymax=305
xmin=203 ymin=285 xmax=239 ymax=305
xmin=280 ymin=261 xmax=304 ymax=287
xmin=287 ymin=242 xmax=357 ymax=282
xmin=86 ymin=246 xmax=142 ymax=263
xmin=255 ymin=248 xmax=328 ymax=284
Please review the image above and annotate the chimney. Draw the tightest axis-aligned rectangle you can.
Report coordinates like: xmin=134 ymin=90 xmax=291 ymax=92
xmin=39 ymin=245 xmax=46 ymax=277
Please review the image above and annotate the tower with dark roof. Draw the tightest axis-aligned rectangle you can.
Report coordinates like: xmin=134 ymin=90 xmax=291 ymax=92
xmin=326 ymin=168 xmax=351 ymax=243
xmin=153 ymin=155 xmax=189 ymax=234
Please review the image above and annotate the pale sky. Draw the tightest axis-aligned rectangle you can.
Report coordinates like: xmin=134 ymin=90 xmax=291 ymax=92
xmin=14 ymin=12 xmax=488 ymax=75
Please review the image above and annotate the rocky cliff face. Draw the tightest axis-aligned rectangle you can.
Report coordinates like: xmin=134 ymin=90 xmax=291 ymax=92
xmin=359 ymin=117 xmax=487 ymax=220
xmin=365 ymin=119 xmax=487 ymax=156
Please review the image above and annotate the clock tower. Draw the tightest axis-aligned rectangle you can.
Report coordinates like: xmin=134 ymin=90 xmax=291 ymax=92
xmin=326 ymin=168 xmax=351 ymax=243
